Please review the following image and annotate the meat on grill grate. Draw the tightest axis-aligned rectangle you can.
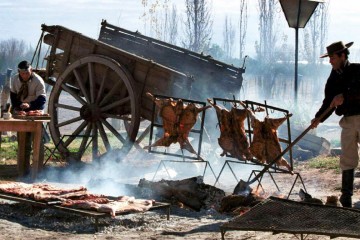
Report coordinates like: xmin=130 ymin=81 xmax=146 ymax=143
xmin=0 ymin=182 xmax=155 ymax=218
xmin=62 ymin=196 xmax=154 ymax=218
xmin=0 ymin=182 xmax=89 ymax=201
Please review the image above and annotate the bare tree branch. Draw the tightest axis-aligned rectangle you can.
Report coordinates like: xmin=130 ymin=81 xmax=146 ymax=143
xmin=302 ymin=1 xmax=329 ymax=64
xmin=222 ymin=15 xmax=236 ymax=60
xmin=182 ymin=0 xmax=213 ymax=53
xmin=239 ymin=0 xmax=248 ymax=60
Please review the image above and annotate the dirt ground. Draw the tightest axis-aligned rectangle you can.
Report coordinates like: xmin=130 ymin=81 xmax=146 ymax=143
xmin=1 ymin=118 xmax=359 ymax=239
xmin=0 ymin=162 xmax=360 ymax=240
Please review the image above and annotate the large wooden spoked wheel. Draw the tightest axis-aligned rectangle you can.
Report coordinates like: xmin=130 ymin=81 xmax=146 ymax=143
xmin=48 ymin=55 xmax=140 ymax=161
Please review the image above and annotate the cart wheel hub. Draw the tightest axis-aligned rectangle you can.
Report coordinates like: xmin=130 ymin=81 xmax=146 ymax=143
xmin=80 ymin=104 xmax=101 ymax=122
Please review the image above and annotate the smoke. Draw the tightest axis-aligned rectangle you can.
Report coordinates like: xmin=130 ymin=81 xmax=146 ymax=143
xmin=33 ymin=62 xmax=333 ymax=198
xmin=36 ymin=147 xmax=160 ymax=196
xmin=36 ymin=138 xmax=234 ymax=195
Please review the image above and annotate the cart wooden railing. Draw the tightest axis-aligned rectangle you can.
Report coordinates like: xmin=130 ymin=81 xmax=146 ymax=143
xmin=40 ymin=24 xmax=192 ymax=160
xmin=37 ymin=21 xmax=245 ymax=162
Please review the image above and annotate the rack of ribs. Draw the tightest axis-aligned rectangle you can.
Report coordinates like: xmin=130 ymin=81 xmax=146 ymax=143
xmin=62 ymin=196 xmax=154 ymax=218
xmin=0 ymin=182 xmax=155 ymax=218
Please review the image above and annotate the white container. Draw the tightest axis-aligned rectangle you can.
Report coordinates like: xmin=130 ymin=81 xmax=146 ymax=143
xmin=3 ymin=112 xmax=12 ymax=120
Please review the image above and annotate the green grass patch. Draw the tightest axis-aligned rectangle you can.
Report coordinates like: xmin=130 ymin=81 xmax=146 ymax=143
xmin=0 ymin=135 xmax=93 ymax=164
xmin=307 ymin=156 xmax=340 ymax=173
xmin=0 ymin=141 xmax=18 ymax=160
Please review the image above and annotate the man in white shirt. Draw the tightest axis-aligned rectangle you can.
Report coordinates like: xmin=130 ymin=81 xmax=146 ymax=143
xmin=10 ymin=60 xmax=46 ymax=176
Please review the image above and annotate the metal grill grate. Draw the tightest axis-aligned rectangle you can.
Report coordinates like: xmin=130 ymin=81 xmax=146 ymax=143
xmin=221 ymin=196 xmax=360 ymax=239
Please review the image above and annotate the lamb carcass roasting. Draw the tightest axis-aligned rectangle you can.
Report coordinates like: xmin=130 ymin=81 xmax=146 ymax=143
xmin=207 ymin=99 xmax=253 ymax=160
xmin=145 ymin=92 xmax=210 ymax=155
xmin=177 ymin=102 xmax=211 ymax=154
xmin=145 ymin=92 xmax=183 ymax=147
xmin=230 ymin=107 xmax=253 ymax=160
xmin=249 ymin=113 xmax=293 ymax=171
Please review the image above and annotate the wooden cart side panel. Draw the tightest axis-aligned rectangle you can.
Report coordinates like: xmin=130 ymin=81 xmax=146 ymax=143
xmin=41 ymin=24 xmax=192 ymax=120
xmin=42 ymin=25 xmax=189 ymax=85
xmin=100 ymin=28 xmax=238 ymax=79
xmin=99 ymin=21 xmax=243 ymax=73
xmin=99 ymin=23 xmax=244 ymax=100
xmin=42 ymin=25 xmax=188 ymax=76
xmin=132 ymin=61 xmax=193 ymax=121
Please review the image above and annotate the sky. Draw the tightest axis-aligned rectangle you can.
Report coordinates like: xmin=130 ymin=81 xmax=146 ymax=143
xmin=0 ymin=0 xmax=359 ymax=59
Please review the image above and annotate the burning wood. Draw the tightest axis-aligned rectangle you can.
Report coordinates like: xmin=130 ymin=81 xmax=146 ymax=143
xmin=138 ymin=176 xmax=225 ymax=211
xmin=325 ymin=195 xmax=341 ymax=207
xmin=299 ymin=188 xmax=323 ymax=205
xmin=219 ymin=194 xmax=264 ymax=214
xmin=145 ymin=92 xmax=210 ymax=155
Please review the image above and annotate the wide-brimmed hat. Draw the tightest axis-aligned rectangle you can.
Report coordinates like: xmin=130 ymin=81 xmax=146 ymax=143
xmin=17 ymin=60 xmax=32 ymax=72
xmin=320 ymin=41 xmax=353 ymax=58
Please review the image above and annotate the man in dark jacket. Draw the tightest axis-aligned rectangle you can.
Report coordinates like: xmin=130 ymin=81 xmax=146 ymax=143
xmin=10 ymin=60 xmax=46 ymax=176
xmin=312 ymin=41 xmax=360 ymax=208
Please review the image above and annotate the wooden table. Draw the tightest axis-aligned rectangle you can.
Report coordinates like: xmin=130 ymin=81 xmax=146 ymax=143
xmin=0 ymin=118 xmax=49 ymax=179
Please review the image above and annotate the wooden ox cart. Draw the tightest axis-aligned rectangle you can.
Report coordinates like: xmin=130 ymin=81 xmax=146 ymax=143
xmin=37 ymin=21 xmax=245 ymax=161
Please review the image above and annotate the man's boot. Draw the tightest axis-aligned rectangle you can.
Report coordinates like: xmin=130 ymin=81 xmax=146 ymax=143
xmin=340 ymin=169 xmax=354 ymax=208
